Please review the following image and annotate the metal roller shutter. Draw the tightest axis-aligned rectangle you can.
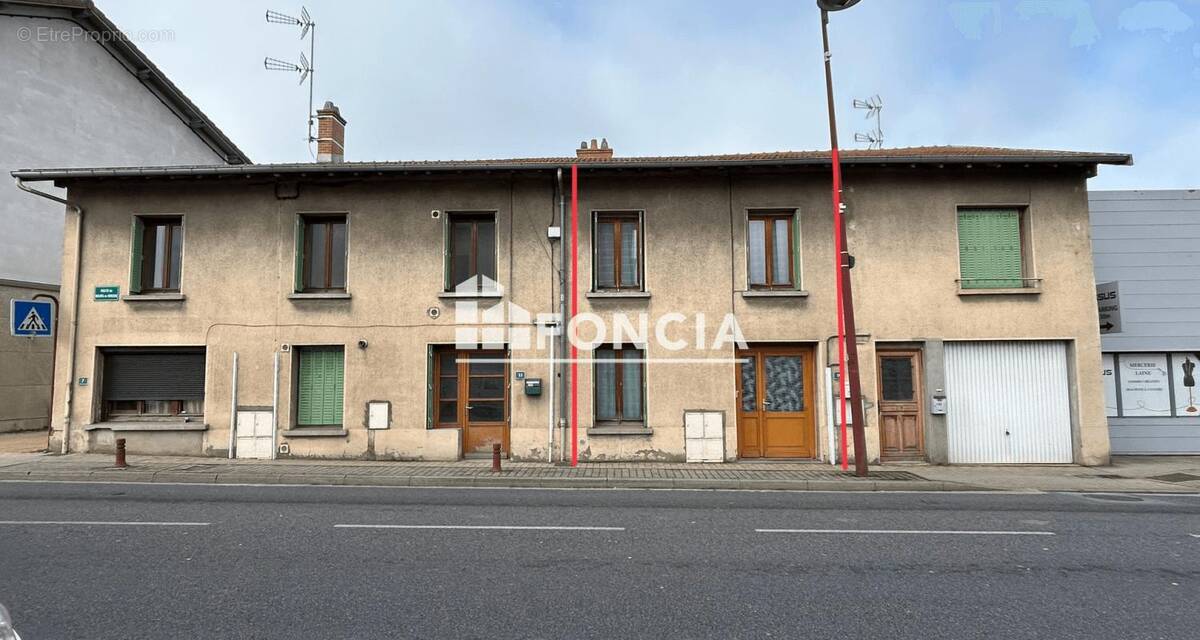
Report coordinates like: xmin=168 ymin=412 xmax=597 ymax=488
xmin=102 ymin=350 xmax=206 ymax=401
xmin=945 ymin=341 xmax=1073 ymax=463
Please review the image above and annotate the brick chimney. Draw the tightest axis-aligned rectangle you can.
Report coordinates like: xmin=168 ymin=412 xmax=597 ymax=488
xmin=576 ymin=137 xmax=613 ymax=160
xmin=315 ymin=101 xmax=346 ymax=163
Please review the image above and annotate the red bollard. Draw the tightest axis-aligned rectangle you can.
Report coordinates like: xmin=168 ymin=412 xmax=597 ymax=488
xmin=491 ymin=443 xmax=502 ymax=472
xmin=115 ymin=438 xmax=127 ymax=468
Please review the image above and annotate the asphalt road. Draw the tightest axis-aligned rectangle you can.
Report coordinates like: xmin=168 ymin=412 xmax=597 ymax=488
xmin=0 ymin=482 xmax=1197 ymax=640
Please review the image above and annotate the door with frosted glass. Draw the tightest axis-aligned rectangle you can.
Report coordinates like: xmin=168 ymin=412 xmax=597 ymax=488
xmin=736 ymin=346 xmax=815 ymax=458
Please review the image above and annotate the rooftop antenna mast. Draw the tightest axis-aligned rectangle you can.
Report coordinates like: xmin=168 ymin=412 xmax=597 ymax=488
xmin=852 ymin=94 xmax=883 ymax=149
xmin=264 ymin=7 xmax=316 ymax=152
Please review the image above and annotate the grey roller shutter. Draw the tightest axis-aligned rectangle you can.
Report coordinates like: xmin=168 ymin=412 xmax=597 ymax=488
xmin=103 ymin=350 xmax=206 ymax=401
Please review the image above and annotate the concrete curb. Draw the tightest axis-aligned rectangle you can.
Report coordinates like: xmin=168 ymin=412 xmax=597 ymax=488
xmin=0 ymin=469 xmax=995 ymax=491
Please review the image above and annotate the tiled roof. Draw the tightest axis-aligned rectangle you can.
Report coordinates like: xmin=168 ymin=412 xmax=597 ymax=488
xmin=12 ymin=146 xmax=1131 ymax=182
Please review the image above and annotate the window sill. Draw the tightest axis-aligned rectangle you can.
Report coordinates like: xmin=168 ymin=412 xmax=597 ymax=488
xmin=957 ymin=287 xmax=1041 ymax=296
xmin=740 ymin=290 xmax=809 ymax=299
xmin=587 ymin=426 xmax=653 ymax=436
xmin=281 ymin=428 xmax=348 ymax=437
xmin=287 ymin=292 xmax=351 ymax=300
xmin=123 ymin=293 xmax=185 ymax=302
xmin=85 ymin=420 xmax=207 ymax=432
xmin=586 ymin=291 xmax=651 ymax=299
xmin=438 ymin=291 xmax=503 ymax=300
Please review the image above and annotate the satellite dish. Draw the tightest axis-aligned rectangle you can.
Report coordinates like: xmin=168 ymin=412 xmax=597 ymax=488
xmin=817 ymin=0 xmax=862 ymax=11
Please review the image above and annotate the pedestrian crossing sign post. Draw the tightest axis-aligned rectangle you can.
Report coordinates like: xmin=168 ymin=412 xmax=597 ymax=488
xmin=10 ymin=299 xmax=53 ymax=337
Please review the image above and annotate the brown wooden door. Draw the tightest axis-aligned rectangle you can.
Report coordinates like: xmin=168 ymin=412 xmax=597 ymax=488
xmin=433 ymin=348 xmax=509 ymax=456
xmin=737 ymin=346 xmax=816 ymax=458
xmin=877 ymin=350 xmax=924 ymax=460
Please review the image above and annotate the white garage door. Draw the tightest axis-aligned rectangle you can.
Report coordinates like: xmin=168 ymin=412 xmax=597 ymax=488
xmin=945 ymin=341 xmax=1073 ymax=463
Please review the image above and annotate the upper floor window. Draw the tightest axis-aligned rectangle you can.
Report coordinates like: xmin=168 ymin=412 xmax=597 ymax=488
xmin=594 ymin=212 xmax=643 ymax=291
xmin=296 ymin=215 xmax=347 ymax=292
xmin=957 ymin=208 xmax=1031 ymax=289
xmin=747 ymin=210 xmax=796 ymax=289
xmin=447 ymin=213 xmax=497 ymax=292
xmin=130 ymin=216 xmax=182 ymax=293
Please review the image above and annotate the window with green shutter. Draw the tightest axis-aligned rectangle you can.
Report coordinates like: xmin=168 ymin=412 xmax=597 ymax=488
xmin=296 ymin=347 xmax=345 ymax=426
xmin=957 ymin=209 xmax=1025 ymax=289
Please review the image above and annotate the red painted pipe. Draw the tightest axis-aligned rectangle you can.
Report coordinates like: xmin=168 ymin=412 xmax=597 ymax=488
xmin=832 ymin=148 xmax=849 ymax=470
xmin=570 ymin=165 xmax=580 ymax=467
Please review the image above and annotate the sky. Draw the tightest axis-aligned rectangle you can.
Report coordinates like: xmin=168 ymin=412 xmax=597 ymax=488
xmin=99 ymin=0 xmax=1200 ymax=189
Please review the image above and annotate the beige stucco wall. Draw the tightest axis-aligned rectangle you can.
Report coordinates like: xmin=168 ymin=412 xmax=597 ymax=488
xmin=47 ymin=166 xmax=1110 ymax=465
xmin=0 ymin=280 xmax=58 ymax=432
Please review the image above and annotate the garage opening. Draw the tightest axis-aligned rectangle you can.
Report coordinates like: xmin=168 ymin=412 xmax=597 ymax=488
xmin=945 ymin=341 xmax=1073 ymax=464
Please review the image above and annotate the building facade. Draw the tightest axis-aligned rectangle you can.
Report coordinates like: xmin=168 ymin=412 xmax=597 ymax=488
xmin=15 ymin=143 xmax=1129 ymax=465
xmin=1092 ymin=189 xmax=1200 ymax=454
xmin=1 ymin=0 xmax=248 ymax=433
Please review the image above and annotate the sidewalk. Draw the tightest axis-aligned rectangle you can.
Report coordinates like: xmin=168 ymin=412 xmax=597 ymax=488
xmin=1 ymin=449 xmax=1199 ymax=492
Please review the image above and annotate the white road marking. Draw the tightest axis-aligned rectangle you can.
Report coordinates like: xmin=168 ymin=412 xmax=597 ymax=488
xmin=335 ymin=524 xmax=625 ymax=531
xmin=0 ymin=520 xmax=210 ymax=527
xmin=756 ymin=528 xmax=1055 ymax=536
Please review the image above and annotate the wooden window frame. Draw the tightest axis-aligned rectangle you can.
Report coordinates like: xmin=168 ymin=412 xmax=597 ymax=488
xmin=431 ymin=347 xmax=509 ymax=426
xmin=103 ymin=399 xmax=200 ymax=420
xmin=139 ymin=216 xmax=183 ymax=293
xmin=301 ymin=215 xmax=348 ymax=292
xmin=447 ymin=213 xmax=497 ymax=292
xmin=593 ymin=211 xmax=644 ymax=292
xmin=594 ymin=345 xmax=646 ymax=425
xmin=747 ymin=211 xmax=796 ymax=290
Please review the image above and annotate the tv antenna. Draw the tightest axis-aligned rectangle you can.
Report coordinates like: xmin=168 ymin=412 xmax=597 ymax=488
xmin=264 ymin=7 xmax=316 ymax=150
xmin=852 ymin=94 xmax=883 ymax=149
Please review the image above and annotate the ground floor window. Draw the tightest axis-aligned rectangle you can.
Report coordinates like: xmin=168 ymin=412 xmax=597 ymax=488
xmin=594 ymin=345 xmax=645 ymax=424
xmin=1103 ymin=352 xmax=1200 ymax=417
xmin=296 ymin=346 xmax=345 ymax=426
xmin=101 ymin=349 xmax=205 ymax=419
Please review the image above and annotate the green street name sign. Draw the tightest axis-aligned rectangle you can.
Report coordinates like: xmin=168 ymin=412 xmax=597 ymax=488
xmin=94 ymin=286 xmax=119 ymax=301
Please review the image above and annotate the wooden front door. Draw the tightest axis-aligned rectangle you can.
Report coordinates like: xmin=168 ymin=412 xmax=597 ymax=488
xmin=736 ymin=345 xmax=816 ymax=458
xmin=433 ymin=348 xmax=509 ymax=456
xmin=877 ymin=349 xmax=924 ymax=460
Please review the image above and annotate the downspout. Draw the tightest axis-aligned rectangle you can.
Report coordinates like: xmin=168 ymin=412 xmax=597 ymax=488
xmin=15 ymin=178 xmax=82 ymax=455
xmin=556 ymin=168 xmax=568 ymax=463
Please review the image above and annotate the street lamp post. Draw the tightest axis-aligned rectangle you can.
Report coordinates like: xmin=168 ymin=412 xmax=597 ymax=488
xmin=817 ymin=0 xmax=869 ymax=477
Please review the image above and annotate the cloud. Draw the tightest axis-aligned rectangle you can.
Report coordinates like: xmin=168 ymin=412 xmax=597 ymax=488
xmin=1118 ymin=1 xmax=1194 ymax=40
xmin=1015 ymin=0 xmax=1100 ymax=47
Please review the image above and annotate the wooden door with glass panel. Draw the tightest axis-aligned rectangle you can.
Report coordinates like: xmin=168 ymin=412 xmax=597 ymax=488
xmin=737 ymin=346 xmax=815 ymax=458
xmin=877 ymin=350 xmax=924 ymax=460
xmin=434 ymin=348 xmax=509 ymax=456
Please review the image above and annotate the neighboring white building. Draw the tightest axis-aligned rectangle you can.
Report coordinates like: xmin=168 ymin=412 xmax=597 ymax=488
xmin=0 ymin=0 xmax=248 ymax=432
xmin=1091 ymin=189 xmax=1200 ymax=454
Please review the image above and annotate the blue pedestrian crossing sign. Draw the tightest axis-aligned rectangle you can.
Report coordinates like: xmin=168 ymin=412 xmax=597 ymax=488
xmin=10 ymin=299 xmax=53 ymax=337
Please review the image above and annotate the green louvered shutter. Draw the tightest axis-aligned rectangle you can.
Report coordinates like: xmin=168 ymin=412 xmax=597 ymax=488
xmin=129 ymin=217 xmax=145 ymax=293
xmin=294 ymin=216 xmax=305 ymax=293
xmin=958 ymin=210 xmax=1023 ymax=289
xmin=426 ymin=345 xmax=435 ymax=429
xmin=442 ymin=218 xmax=452 ymax=291
xmin=792 ymin=211 xmax=803 ymax=290
xmin=297 ymin=348 xmax=344 ymax=426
